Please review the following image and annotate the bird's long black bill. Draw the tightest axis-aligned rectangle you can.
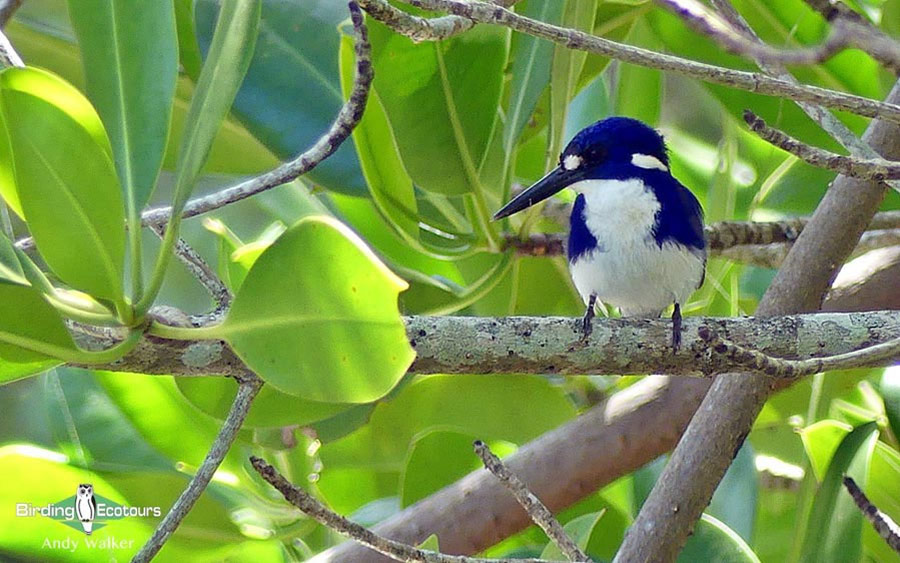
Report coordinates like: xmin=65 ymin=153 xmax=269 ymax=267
xmin=492 ymin=165 xmax=576 ymax=220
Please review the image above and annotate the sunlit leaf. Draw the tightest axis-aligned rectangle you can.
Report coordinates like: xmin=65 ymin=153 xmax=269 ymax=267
xmin=368 ymin=18 xmax=508 ymax=194
xmin=0 ymin=280 xmax=78 ymax=368
xmin=678 ymin=514 xmax=761 ymax=562
xmin=69 ymin=0 xmax=177 ymax=211
xmin=213 ymin=216 xmax=414 ymax=403
xmin=540 ymin=511 xmax=604 ymax=560
xmin=0 ymin=67 xmax=124 ymax=300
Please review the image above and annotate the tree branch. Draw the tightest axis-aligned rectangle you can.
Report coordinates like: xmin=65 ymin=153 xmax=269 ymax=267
xmin=72 ymin=311 xmax=900 ymax=378
xmin=824 ymin=246 xmax=900 ymax=311
xmin=743 ymin=110 xmax=900 ymax=183
xmin=359 ymin=0 xmax=519 ymax=42
xmin=366 ymin=0 xmax=900 ymax=124
xmin=656 ymin=0 xmax=900 ymax=73
xmin=802 ymin=0 xmax=900 ymax=74
xmin=0 ymin=0 xmax=23 ymax=29
xmin=842 ymin=476 xmax=900 ymax=554
xmin=149 ymin=223 xmax=232 ymax=313
xmin=250 ymin=456 xmax=563 ymax=563
xmin=132 ymin=374 xmax=263 ymax=563
xmin=473 ymin=441 xmax=589 ymax=563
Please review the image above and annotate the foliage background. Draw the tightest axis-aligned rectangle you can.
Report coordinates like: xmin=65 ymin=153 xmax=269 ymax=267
xmin=0 ymin=0 xmax=899 ymax=561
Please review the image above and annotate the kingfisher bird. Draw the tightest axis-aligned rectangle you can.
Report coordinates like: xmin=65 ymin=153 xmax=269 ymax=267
xmin=493 ymin=117 xmax=706 ymax=349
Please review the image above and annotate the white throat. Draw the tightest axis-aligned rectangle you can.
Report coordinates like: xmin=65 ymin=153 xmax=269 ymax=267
xmin=571 ymin=178 xmax=660 ymax=245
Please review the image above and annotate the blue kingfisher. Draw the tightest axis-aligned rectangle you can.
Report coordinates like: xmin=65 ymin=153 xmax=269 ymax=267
xmin=494 ymin=117 xmax=706 ymax=349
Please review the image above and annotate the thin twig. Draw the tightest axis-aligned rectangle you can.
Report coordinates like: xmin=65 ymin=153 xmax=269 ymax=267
xmin=0 ymin=26 xmax=23 ymax=67
xmin=360 ymin=0 xmax=519 ymax=41
xmin=842 ymin=476 xmax=900 ymax=554
xmin=743 ymin=110 xmax=900 ymax=182
xmin=149 ymin=223 xmax=232 ymax=312
xmin=12 ymin=0 xmax=373 ymax=253
xmin=802 ymin=0 xmax=900 ymax=73
xmin=0 ymin=0 xmax=23 ymax=29
xmin=473 ymin=441 xmax=590 ymax=562
xmin=697 ymin=325 xmax=900 ymax=378
xmin=132 ymin=374 xmax=263 ymax=563
xmin=709 ymin=0 xmax=900 ymax=195
xmin=370 ymin=0 xmax=900 ymax=123
xmin=249 ymin=456 xmax=562 ymax=563
xmin=656 ymin=0 xmax=900 ymax=73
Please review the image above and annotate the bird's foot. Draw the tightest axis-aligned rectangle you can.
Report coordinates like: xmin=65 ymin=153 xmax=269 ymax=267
xmin=580 ymin=294 xmax=597 ymax=341
xmin=671 ymin=302 xmax=683 ymax=353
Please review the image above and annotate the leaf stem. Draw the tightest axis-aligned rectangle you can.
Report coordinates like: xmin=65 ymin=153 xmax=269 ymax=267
xmin=0 ymin=327 xmax=142 ymax=364
xmin=146 ymin=320 xmax=220 ymax=341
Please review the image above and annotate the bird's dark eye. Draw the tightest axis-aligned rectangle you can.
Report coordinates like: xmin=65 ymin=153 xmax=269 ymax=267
xmin=585 ymin=146 xmax=605 ymax=161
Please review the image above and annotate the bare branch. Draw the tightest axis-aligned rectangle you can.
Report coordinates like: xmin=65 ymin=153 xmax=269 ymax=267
xmin=843 ymin=476 xmax=900 ymax=554
xmin=249 ymin=456 xmax=562 ymax=563
xmin=743 ymin=110 xmax=900 ymax=183
xmin=657 ymin=0 xmax=900 ymax=73
xmin=697 ymin=325 xmax=900 ymax=377
xmin=473 ymin=441 xmax=589 ymax=563
xmin=824 ymin=246 xmax=900 ymax=311
xmin=132 ymin=375 xmax=263 ymax=563
xmin=359 ymin=0 xmax=519 ymax=42
xmin=149 ymin=224 xmax=232 ymax=313
xmin=802 ymin=0 xmax=900 ymax=73
xmin=368 ymin=0 xmax=900 ymax=123
xmin=71 ymin=311 xmax=900 ymax=378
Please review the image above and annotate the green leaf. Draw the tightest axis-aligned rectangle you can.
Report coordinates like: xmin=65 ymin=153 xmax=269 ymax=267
xmin=799 ymin=420 xmax=879 ymax=563
xmin=173 ymin=0 xmax=204 ymax=79
xmin=399 ymin=430 xmax=484 ymax=507
xmin=368 ymin=19 xmax=508 ymax=194
xmin=68 ymin=0 xmax=177 ymax=212
xmin=800 ymin=420 xmax=853 ymax=481
xmin=505 ymin=0 xmax=564 ymax=155
xmin=0 ymin=67 xmax=125 ymax=301
xmin=339 ymin=31 xmax=419 ymax=245
xmin=678 ymin=514 xmax=761 ymax=562
xmin=194 ymin=0 xmax=367 ymax=195
xmin=0 ymin=231 xmax=25 ymax=284
xmin=540 ymin=511 xmax=604 ymax=560
xmin=614 ymin=19 xmax=662 ymax=124
xmin=171 ymin=0 xmax=260 ymax=210
xmin=0 ymin=279 xmax=78 ymax=366
xmin=174 ymin=376 xmax=351 ymax=428
xmin=707 ymin=442 xmax=758 ymax=542
xmin=880 ymin=369 xmax=900 ymax=444
xmin=213 ymin=216 xmax=414 ymax=403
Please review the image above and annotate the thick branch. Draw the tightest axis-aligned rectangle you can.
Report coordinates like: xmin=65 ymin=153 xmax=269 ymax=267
xmin=0 ymin=0 xmax=23 ymax=29
xmin=824 ymin=246 xmax=900 ymax=311
xmin=132 ymin=375 xmax=263 ymax=562
xmin=74 ymin=311 xmax=900 ymax=378
xmin=802 ymin=0 xmax=900 ymax=73
xmin=373 ymin=0 xmax=900 ymax=123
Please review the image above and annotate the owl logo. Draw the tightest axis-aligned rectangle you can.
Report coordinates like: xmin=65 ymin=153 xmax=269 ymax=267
xmin=74 ymin=484 xmax=97 ymax=535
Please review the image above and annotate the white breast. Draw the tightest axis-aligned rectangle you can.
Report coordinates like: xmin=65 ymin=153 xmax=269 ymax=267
xmin=568 ymin=179 xmax=705 ymax=316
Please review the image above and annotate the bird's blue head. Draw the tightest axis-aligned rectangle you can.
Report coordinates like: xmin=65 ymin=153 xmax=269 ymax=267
xmin=493 ymin=117 xmax=670 ymax=219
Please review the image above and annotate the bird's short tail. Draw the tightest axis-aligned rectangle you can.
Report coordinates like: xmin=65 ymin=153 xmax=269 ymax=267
xmin=81 ymin=520 xmax=92 ymax=535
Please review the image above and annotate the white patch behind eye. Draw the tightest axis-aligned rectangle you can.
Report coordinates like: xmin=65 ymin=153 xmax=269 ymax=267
xmin=631 ymin=153 xmax=668 ymax=171
xmin=563 ymin=154 xmax=582 ymax=171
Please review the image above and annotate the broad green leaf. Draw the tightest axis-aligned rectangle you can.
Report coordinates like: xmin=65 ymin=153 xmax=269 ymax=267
xmin=800 ymin=421 xmax=878 ymax=563
xmin=174 ymin=376 xmax=351 ymax=428
xmin=548 ymin=0 xmax=598 ymax=161
xmin=614 ymin=19 xmax=662 ymax=124
xmin=320 ymin=375 xmax=576 ymax=470
xmin=708 ymin=442 xmax=758 ymax=542
xmin=0 ymin=358 xmax=58 ymax=385
xmin=170 ymin=0 xmax=260 ymax=213
xmin=880 ymin=368 xmax=900 ymax=443
xmin=0 ymin=231 xmax=25 ymax=284
xmin=213 ymin=216 xmax=414 ymax=403
xmin=0 ymin=279 xmax=78 ymax=366
xmin=399 ymin=430 xmax=485 ymax=507
xmin=368 ymin=19 xmax=508 ymax=194
xmin=505 ymin=0 xmax=565 ymax=155
xmin=339 ymin=32 xmax=419 ymax=245
xmin=799 ymin=419 xmax=853 ymax=481
xmin=678 ymin=514 xmax=761 ymax=562
xmin=173 ymin=0 xmax=204 ymax=79
xmin=540 ymin=511 xmax=604 ymax=561
xmin=0 ymin=67 xmax=124 ymax=300
xmin=194 ymin=0 xmax=367 ymax=195
xmin=68 ymin=0 xmax=178 ymax=211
